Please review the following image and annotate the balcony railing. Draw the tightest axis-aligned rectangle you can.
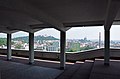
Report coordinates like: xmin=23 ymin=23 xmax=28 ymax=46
xmin=0 ymin=48 xmax=120 ymax=62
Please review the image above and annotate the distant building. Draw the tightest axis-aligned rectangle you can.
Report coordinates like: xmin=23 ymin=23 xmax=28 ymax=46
xmin=46 ymin=41 xmax=59 ymax=51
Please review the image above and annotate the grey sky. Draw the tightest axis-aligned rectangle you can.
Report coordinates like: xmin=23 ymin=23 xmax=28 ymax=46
xmin=66 ymin=26 xmax=104 ymax=40
xmin=0 ymin=25 xmax=120 ymax=40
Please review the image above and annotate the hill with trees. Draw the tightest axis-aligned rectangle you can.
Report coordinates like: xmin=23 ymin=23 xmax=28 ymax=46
xmin=13 ymin=35 xmax=59 ymax=43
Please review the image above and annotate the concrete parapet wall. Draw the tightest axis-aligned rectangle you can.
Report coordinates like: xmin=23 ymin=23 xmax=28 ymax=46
xmin=0 ymin=48 xmax=120 ymax=61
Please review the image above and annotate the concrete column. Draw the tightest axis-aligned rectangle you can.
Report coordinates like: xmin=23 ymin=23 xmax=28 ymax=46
xmin=60 ymin=31 xmax=66 ymax=69
xmin=7 ymin=33 xmax=12 ymax=60
xmin=104 ymin=30 xmax=110 ymax=66
xmin=29 ymin=33 xmax=34 ymax=64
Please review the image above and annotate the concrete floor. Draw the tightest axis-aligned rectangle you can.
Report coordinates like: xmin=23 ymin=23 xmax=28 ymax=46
xmin=89 ymin=59 xmax=120 ymax=79
xmin=0 ymin=60 xmax=63 ymax=79
xmin=0 ymin=55 xmax=73 ymax=69
xmin=56 ymin=61 xmax=94 ymax=79
xmin=0 ymin=55 xmax=120 ymax=79
xmin=57 ymin=59 xmax=120 ymax=79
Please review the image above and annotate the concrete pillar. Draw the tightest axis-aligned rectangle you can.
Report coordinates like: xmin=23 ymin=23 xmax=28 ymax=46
xmin=29 ymin=33 xmax=34 ymax=64
xmin=104 ymin=30 xmax=110 ymax=66
xmin=60 ymin=31 xmax=66 ymax=69
xmin=7 ymin=33 xmax=12 ymax=60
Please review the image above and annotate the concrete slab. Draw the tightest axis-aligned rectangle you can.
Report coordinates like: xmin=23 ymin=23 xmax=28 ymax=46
xmin=0 ymin=60 xmax=63 ymax=79
xmin=89 ymin=60 xmax=120 ymax=79
xmin=14 ymin=66 xmax=62 ymax=79
xmin=0 ymin=60 xmax=31 ymax=71
xmin=91 ymin=60 xmax=120 ymax=75
xmin=71 ymin=62 xmax=93 ymax=79
xmin=90 ymin=73 xmax=120 ymax=79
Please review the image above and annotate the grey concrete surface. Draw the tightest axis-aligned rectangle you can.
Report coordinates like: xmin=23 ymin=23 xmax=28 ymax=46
xmin=0 ymin=60 xmax=63 ymax=79
xmin=89 ymin=59 xmax=120 ymax=79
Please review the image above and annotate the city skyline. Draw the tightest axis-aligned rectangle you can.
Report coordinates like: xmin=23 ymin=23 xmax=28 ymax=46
xmin=0 ymin=25 xmax=120 ymax=40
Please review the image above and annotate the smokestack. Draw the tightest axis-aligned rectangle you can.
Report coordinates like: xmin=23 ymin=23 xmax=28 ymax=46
xmin=99 ymin=32 xmax=101 ymax=48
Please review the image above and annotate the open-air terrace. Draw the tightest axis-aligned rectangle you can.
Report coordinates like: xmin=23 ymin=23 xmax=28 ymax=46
xmin=0 ymin=0 xmax=120 ymax=79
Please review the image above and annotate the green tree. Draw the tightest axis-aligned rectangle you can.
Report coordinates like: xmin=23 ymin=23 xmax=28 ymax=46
xmin=67 ymin=49 xmax=77 ymax=52
xmin=0 ymin=38 xmax=7 ymax=46
xmin=79 ymin=46 xmax=95 ymax=51
xmin=15 ymin=44 xmax=23 ymax=49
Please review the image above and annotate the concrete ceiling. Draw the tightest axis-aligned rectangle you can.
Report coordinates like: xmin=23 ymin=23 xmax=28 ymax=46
xmin=0 ymin=0 xmax=120 ymax=33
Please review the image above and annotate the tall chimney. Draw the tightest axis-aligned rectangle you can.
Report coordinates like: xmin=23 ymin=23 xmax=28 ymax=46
xmin=99 ymin=32 xmax=101 ymax=48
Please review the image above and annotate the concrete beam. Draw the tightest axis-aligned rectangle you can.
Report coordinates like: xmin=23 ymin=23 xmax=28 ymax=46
xmin=0 ymin=20 xmax=34 ymax=33
xmin=30 ymin=24 xmax=53 ymax=29
xmin=60 ymin=31 xmax=66 ymax=69
xmin=7 ymin=33 xmax=12 ymax=60
xmin=0 ymin=24 xmax=17 ymax=33
xmin=8 ymin=27 xmax=34 ymax=33
xmin=65 ymin=27 xmax=71 ymax=31
xmin=64 ymin=20 xmax=104 ymax=27
xmin=104 ymin=0 xmax=120 ymax=30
